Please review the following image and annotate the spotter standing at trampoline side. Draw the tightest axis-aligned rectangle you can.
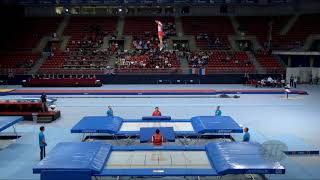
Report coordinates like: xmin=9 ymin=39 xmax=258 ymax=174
xmin=215 ymin=106 xmax=222 ymax=116
xmin=106 ymin=105 xmax=113 ymax=117
xmin=243 ymin=127 xmax=250 ymax=142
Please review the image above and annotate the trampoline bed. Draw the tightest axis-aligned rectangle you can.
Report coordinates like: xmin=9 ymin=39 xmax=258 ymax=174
xmin=105 ymin=150 xmax=212 ymax=169
xmin=33 ymin=142 xmax=285 ymax=180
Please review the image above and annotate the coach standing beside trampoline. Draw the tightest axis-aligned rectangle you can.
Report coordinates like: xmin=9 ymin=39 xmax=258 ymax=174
xmin=106 ymin=105 xmax=114 ymax=117
xmin=39 ymin=126 xmax=47 ymax=160
xmin=215 ymin=106 xmax=222 ymax=116
xmin=243 ymin=127 xmax=250 ymax=142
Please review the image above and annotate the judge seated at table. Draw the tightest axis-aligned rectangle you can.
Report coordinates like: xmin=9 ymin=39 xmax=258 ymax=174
xmin=152 ymin=129 xmax=164 ymax=146
xmin=152 ymin=107 xmax=162 ymax=116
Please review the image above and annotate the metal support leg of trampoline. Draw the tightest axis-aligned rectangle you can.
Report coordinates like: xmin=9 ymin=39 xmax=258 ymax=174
xmin=178 ymin=136 xmax=187 ymax=145
xmin=12 ymin=125 xmax=18 ymax=140
xmin=192 ymin=135 xmax=202 ymax=145
xmin=113 ymin=134 xmax=121 ymax=145
xmin=81 ymin=133 xmax=86 ymax=141
xmin=249 ymin=174 xmax=256 ymax=180
xmin=125 ymin=136 xmax=137 ymax=146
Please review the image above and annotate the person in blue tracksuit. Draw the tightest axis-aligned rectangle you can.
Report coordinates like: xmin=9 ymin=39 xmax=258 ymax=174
xmin=39 ymin=126 xmax=47 ymax=160
xmin=215 ymin=106 xmax=222 ymax=116
xmin=106 ymin=105 xmax=114 ymax=117
xmin=243 ymin=127 xmax=250 ymax=142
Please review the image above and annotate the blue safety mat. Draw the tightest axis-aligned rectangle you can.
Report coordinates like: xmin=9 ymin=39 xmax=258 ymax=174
xmin=0 ymin=116 xmax=23 ymax=132
xmin=33 ymin=142 xmax=111 ymax=174
xmin=70 ymin=116 xmax=123 ymax=133
xmin=191 ymin=116 xmax=243 ymax=133
xmin=206 ymin=142 xmax=285 ymax=175
xmin=139 ymin=127 xmax=175 ymax=143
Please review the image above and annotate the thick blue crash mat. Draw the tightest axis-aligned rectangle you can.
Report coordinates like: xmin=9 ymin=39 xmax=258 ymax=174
xmin=0 ymin=116 xmax=23 ymax=132
xmin=33 ymin=142 xmax=111 ymax=174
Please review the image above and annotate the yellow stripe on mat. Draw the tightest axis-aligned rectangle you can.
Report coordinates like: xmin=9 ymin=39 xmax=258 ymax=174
xmin=0 ymin=89 xmax=15 ymax=93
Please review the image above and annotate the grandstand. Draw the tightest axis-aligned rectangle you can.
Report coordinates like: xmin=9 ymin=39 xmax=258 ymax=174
xmin=182 ymin=16 xmax=233 ymax=50
xmin=0 ymin=0 xmax=319 ymax=84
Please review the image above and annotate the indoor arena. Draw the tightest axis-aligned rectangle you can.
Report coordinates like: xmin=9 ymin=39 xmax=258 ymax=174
xmin=0 ymin=1 xmax=320 ymax=180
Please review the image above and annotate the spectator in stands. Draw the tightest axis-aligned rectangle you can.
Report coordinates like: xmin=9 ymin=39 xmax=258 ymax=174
xmin=281 ymin=79 xmax=286 ymax=87
xmin=266 ymin=76 xmax=273 ymax=87
xmin=40 ymin=93 xmax=48 ymax=112
xmin=309 ymin=74 xmax=313 ymax=85
xmin=152 ymin=129 xmax=164 ymax=146
xmin=261 ymin=78 xmax=266 ymax=87
xmin=214 ymin=37 xmax=221 ymax=47
xmin=152 ymin=107 xmax=162 ymax=116
xmin=8 ymin=69 xmax=14 ymax=79
xmin=106 ymin=105 xmax=114 ymax=117
xmin=215 ymin=106 xmax=222 ymax=116
xmin=243 ymin=127 xmax=250 ymax=142
xmin=290 ymin=75 xmax=294 ymax=87
xmin=294 ymin=76 xmax=298 ymax=88
xmin=39 ymin=126 xmax=47 ymax=160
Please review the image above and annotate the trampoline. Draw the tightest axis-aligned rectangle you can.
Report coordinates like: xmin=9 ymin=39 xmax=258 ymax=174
xmin=0 ymin=116 xmax=23 ymax=138
xmin=33 ymin=142 xmax=285 ymax=180
xmin=71 ymin=116 xmax=243 ymax=143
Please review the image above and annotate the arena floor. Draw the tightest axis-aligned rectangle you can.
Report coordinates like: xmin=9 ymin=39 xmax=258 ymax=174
xmin=0 ymin=84 xmax=319 ymax=180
